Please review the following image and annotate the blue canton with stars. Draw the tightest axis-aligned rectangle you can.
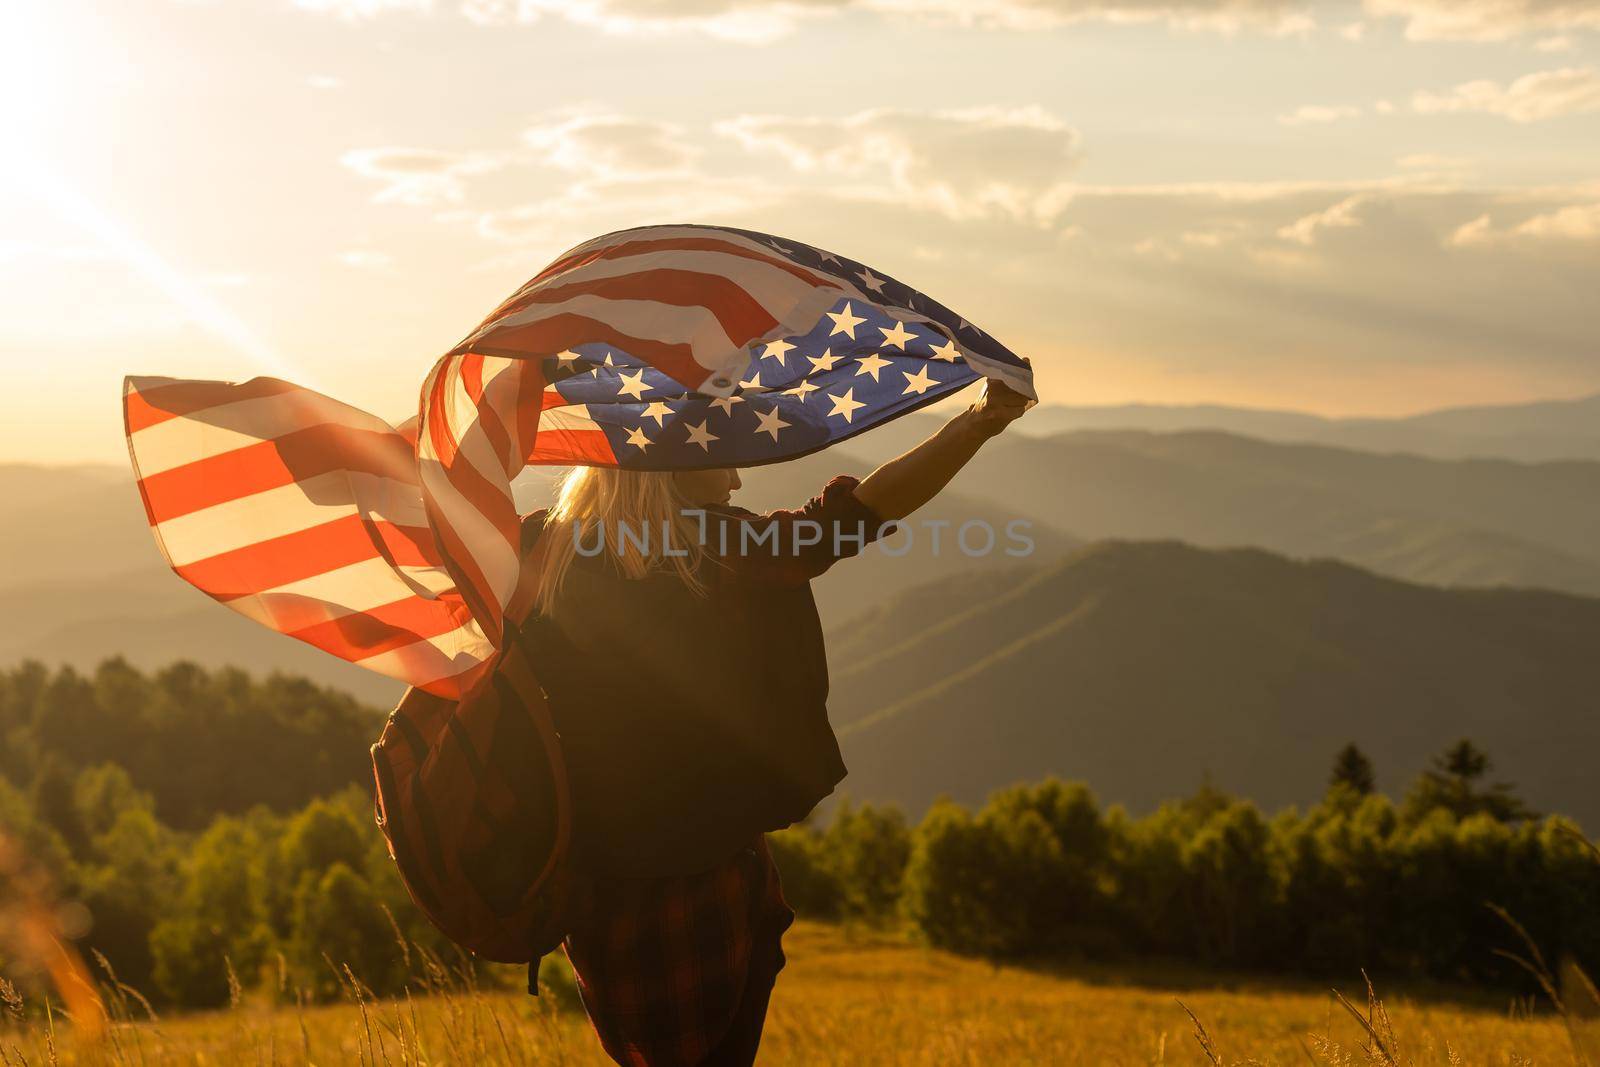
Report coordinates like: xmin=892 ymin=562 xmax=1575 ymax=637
xmin=538 ymin=228 xmax=1030 ymax=471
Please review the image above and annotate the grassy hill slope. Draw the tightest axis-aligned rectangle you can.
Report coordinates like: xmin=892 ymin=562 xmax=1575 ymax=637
xmin=923 ymin=430 xmax=1600 ymax=596
xmin=830 ymin=540 xmax=1600 ymax=826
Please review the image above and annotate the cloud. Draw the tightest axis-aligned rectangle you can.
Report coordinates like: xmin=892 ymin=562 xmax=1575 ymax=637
xmin=1517 ymin=201 xmax=1600 ymax=240
xmin=340 ymin=147 xmax=504 ymax=205
xmin=717 ymin=106 xmax=1082 ymax=225
xmin=1534 ymin=34 xmax=1575 ymax=51
xmin=1277 ymin=193 xmax=1371 ymax=244
xmin=1013 ymin=181 xmax=1600 ymax=401
xmin=467 ymin=174 xmax=777 ymax=247
xmin=290 ymin=0 xmax=432 ymax=18
xmin=1413 ymin=67 xmax=1600 ymax=122
xmin=457 ymin=0 xmax=825 ymax=42
xmin=306 ymin=74 xmax=344 ymax=89
xmin=860 ymin=0 xmax=1314 ymax=34
xmin=1364 ymin=0 xmax=1600 ymax=41
xmin=1278 ymin=103 xmax=1362 ymax=125
xmin=232 ymin=0 xmax=1322 ymax=40
xmin=330 ymin=111 xmax=1599 ymax=403
xmin=522 ymin=112 xmax=699 ymax=178
xmin=1452 ymin=201 xmax=1600 ymax=244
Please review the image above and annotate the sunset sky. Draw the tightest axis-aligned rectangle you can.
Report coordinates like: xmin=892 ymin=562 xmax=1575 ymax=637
xmin=3 ymin=0 xmax=1597 ymax=465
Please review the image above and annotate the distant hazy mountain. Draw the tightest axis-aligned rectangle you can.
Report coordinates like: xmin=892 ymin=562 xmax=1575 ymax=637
xmin=0 ymin=465 xmax=164 ymax=586
xmin=1 ymin=459 xmax=1072 ymax=700
xmin=829 ymin=541 xmax=1600 ymax=828
xmin=9 ymin=461 xmax=1599 ymax=827
xmin=733 ymin=451 xmax=1077 ymax=623
xmin=1021 ymin=393 xmax=1600 ymax=463
xmin=921 ymin=430 xmax=1600 ymax=597
xmin=0 ymin=571 xmax=408 ymax=709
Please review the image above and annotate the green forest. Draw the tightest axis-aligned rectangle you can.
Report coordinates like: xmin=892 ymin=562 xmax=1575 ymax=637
xmin=1 ymin=659 xmax=1596 ymax=1012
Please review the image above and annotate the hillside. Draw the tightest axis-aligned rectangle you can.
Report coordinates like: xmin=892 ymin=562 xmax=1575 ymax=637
xmin=733 ymin=449 xmax=1078 ymax=622
xmin=0 ymin=464 xmax=161 ymax=586
xmin=829 ymin=540 xmax=1600 ymax=827
xmin=922 ymin=430 xmax=1600 ymax=596
xmin=1023 ymin=393 xmax=1600 ymax=462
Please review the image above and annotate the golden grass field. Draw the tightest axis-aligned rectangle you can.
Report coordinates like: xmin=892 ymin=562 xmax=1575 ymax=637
xmin=3 ymin=921 xmax=1596 ymax=1066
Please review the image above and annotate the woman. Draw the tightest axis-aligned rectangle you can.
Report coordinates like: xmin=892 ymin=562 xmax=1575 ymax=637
xmin=518 ymin=376 xmax=1031 ymax=1066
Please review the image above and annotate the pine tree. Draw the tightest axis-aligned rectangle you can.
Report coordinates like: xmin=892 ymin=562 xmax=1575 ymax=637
xmin=1328 ymin=743 xmax=1376 ymax=796
xmin=1403 ymin=738 xmax=1536 ymax=823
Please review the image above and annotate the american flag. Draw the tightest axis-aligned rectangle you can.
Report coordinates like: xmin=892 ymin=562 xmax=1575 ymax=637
xmin=124 ymin=225 xmax=1034 ymax=699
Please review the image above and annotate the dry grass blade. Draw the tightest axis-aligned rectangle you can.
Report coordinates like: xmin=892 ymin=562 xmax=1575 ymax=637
xmin=1176 ymin=999 xmax=1222 ymax=1066
xmin=1486 ymin=903 xmax=1593 ymax=1067
xmin=1331 ymin=986 xmax=1397 ymax=1066
xmin=0 ymin=979 xmax=23 ymax=1024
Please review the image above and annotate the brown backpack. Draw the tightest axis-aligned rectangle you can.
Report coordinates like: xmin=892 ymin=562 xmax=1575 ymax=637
xmin=369 ymin=511 xmax=575 ymax=965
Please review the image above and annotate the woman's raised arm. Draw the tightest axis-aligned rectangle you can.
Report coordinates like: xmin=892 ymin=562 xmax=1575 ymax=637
xmin=852 ymin=375 xmax=1032 ymax=523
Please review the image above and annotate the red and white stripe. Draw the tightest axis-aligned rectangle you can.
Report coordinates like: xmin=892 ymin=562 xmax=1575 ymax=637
xmin=125 ymin=375 xmax=493 ymax=698
xmin=417 ymin=226 xmax=862 ymax=655
xmin=125 ymin=225 xmax=859 ymax=696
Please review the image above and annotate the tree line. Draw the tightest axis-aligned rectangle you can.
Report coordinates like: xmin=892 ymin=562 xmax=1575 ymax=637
xmin=772 ymin=740 xmax=1598 ymax=987
xmin=1 ymin=660 xmax=1596 ymax=1010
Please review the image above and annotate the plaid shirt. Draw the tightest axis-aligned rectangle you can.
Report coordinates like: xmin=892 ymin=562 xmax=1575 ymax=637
xmin=562 ymin=836 xmax=794 ymax=1067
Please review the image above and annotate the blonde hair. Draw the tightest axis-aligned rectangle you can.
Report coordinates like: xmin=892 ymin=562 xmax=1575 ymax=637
xmin=531 ymin=466 xmax=710 ymax=616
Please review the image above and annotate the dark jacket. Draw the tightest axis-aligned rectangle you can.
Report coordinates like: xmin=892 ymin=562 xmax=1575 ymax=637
xmin=517 ymin=475 xmax=887 ymax=879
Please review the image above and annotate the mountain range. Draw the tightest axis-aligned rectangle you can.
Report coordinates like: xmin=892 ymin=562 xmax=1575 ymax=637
xmin=7 ymin=389 xmax=1599 ymax=823
xmin=906 ymin=428 xmax=1600 ymax=597
xmin=827 ymin=541 xmax=1600 ymax=828
xmin=1015 ymin=393 xmax=1600 ymax=463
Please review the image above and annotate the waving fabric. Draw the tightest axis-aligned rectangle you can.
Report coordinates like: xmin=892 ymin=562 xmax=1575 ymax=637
xmin=123 ymin=224 xmax=1036 ymax=698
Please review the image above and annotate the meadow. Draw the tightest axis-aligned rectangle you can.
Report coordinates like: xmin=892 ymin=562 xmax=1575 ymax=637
xmin=3 ymin=921 xmax=1597 ymax=1066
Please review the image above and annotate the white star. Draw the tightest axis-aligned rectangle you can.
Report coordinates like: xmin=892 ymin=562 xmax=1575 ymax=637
xmin=710 ymin=394 xmax=744 ymax=416
xmin=818 ymin=249 xmax=841 ymax=265
xmin=685 ymin=420 xmax=718 ymax=451
xmin=740 ymin=369 xmax=768 ymax=392
xmin=827 ymin=302 xmax=867 ymax=339
xmin=642 ymin=400 xmax=674 ymax=426
xmin=901 ymin=365 xmax=938 ymax=396
xmin=761 ymin=338 xmax=796 ymax=364
xmin=878 ymin=321 xmax=916 ymax=350
xmin=854 ymin=352 xmax=894 ymax=382
xmin=752 ymin=405 xmax=790 ymax=441
xmin=785 ymin=379 xmax=819 ymax=401
xmin=624 ymin=426 xmax=652 ymax=451
xmin=616 ymin=369 xmax=649 ymax=400
xmin=929 ymin=339 xmax=963 ymax=363
xmin=857 ymin=268 xmax=886 ymax=294
xmin=767 ymin=239 xmax=794 ymax=255
xmin=807 ymin=347 xmax=842 ymax=373
xmin=556 ymin=349 xmax=582 ymax=367
xmin=827 ymin=388 xmax=866 ymax=424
